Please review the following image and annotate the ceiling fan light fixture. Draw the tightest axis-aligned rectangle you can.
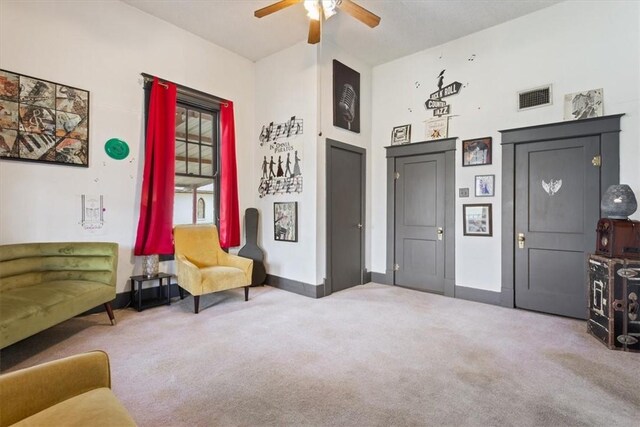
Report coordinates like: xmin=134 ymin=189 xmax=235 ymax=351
xmin=303 ymin=0 xmax=320 ymax=21
xmin=303 ymin=0 xmax=339 ymax=21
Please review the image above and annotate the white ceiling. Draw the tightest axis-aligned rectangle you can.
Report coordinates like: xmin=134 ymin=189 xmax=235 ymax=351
xmin=122 ymin=0 xmax=561 ymax=66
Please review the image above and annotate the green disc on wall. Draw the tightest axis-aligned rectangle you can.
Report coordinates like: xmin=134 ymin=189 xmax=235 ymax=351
xmin=104 ymin=138 xmax=130 ymax=160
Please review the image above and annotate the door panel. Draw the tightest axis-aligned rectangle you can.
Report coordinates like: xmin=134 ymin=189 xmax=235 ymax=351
xmin=395 ymin=153 xmax=445 ymax=293
xmin=515 ymin=136 xmax=600 ymax=319
xmin=329 ymin=143 xmax=364 ymax=293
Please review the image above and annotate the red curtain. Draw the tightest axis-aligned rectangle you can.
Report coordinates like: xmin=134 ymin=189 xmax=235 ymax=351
xmin=134 ymin=78 xmax=177 ymax=255
xmin=219 ymin=100 xmax=240 ymax=248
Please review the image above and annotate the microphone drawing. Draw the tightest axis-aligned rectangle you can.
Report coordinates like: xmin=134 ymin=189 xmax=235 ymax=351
xmin=338 ymin=83 xmax=357 ymax=130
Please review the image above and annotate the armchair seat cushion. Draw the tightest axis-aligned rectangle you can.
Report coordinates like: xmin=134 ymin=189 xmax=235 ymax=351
xmin=11 ymin=388 xmax=136 ymax=427
xmin=201 ymin=266 xmax=247 ymax=293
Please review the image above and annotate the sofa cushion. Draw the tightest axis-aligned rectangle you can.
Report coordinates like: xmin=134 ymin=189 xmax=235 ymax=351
xmin=0 ymin=281 xmax=113 ymax=348
xmin=10 ymin=388 xmax=136 ymax=427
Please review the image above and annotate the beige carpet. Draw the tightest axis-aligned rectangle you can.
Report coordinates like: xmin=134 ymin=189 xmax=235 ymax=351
xmin=1 ymin=283 xmax=639 ymax=426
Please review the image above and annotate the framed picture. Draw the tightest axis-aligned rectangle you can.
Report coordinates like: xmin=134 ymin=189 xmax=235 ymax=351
xmin=274 ymin=202 xmax=298 ymax=242
xmin=564 ymin=88 xmax=603 ymax=120
xmin=462 ymin=137 xmax=492 ymax=166
xmin=463 ymin=204 xmax=492 ymax=236
xmin=0 ymin=69 xmax=89 ymax=167
xmin=391 ymin=124 xmax=411 ymax=145
xmin=333 ymin=60 xmax=360 ymax=133
xmin=475 ymin=174 xmax=495 ymax=197
xmin=425 ymin=116 xmax=448 ymax=141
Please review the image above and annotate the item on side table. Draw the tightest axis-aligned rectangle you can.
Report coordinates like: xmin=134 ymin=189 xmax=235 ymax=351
xmin=601 ymin=184 xmax=637 ymax=219
xmin=0 ymin=351 xmax=136 ymax=426
xmin=0 ymin=242 xmax=118 ymax=349
xmin=238 ymin=208 xmax=267 ymax=286
xmin=588 ymin=255 xmax=640 ymax=352
xmin=595 ymin=218 xmax=640 ymax=260
xmin=142 ymin=254 xmax=159 ymax=277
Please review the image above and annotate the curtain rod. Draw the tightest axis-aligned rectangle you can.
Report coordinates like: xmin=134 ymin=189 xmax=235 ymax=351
xmin=141 ymin=73 xmax=229 ymax=107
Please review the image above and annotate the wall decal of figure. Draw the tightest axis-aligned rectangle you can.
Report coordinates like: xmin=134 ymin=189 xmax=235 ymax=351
xmin=261 ymin=156 xmax=268 ymax=179
xmin=285 ymin=153 xmax=292 ymax=177
xmin=293 ymin=150 xmax=301 ymax=176
xmin=269 ymin=156 xmax=275 ymax=178
xmin=276 ymin=155 xmax=284 ymax=177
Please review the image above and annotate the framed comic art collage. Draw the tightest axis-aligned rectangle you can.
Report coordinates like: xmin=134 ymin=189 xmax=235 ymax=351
xmin=0 ymin=69 xmax=90 ymax=167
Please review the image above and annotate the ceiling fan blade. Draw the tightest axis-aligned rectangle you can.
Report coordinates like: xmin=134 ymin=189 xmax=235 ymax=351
xmin=254 ymin=0 xmax=302 ymax=18
xmin=308 ymin=19 xmax=321 ymax=44
xmin=338 ymin=0 xmax=381 ymax=28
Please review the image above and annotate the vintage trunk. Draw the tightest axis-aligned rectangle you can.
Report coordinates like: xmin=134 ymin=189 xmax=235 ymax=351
xmin=587 ymin=254 xmax=640 ymax=352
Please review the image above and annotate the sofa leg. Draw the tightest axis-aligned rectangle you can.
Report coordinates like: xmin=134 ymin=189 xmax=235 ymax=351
xmin=244 ymin=286 xmax=249 ymax=302
xmin=178 ymin=286 xmax=185 ymax=300
xmin=104 ymin=303 xmax=116 ymax=325
xmin=194 ymin=295 xmax=200 ymax=314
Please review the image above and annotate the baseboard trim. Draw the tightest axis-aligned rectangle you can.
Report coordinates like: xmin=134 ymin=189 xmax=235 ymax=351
xmin=364 ymin=269 xmax=372 ymax=284
xmin=266 ymin=274 xmax=324 ymax=299
xmin=455 ymin=285 xmax=501 ymax=306
xmin=370 ymin=272 xmax=387 ymax=284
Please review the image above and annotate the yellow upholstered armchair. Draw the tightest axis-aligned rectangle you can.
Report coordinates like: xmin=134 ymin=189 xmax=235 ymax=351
xmin=0 ymin=351 xmax=136 ymax=427
xmin=173 ymin=225 xmax=253 ymax=313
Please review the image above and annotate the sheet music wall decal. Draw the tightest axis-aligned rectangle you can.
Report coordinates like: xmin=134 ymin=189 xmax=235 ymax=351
xmin=258 ymin=116 xmax=303 ymax=198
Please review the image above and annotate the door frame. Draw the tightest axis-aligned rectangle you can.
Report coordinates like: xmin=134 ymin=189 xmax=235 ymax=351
xmin=326 ymin=138 xmax=366 ymax=296
xmin=499 ymin=114 xmax=623 ymax=308
xmin=385 ymin=138 xmax=456 ymax=297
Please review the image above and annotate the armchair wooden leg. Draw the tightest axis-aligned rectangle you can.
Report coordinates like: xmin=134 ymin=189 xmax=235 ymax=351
xmin=104 ymin=302 xmax=116 ymax=325
xmin=178 ymin=286 xmax=185 ymax=300
xmin=244 ymin=286 xmax=249 ymax=302
xmin=194 ymin=295 xmax=200 ymax=314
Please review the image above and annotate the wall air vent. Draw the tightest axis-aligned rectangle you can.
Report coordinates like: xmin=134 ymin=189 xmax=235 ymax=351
xmin=518 ymin=85 xmax=552 ymax=111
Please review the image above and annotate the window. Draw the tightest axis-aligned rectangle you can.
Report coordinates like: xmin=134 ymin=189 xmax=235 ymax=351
xmin=173 ymin=101 xmax=219 ymax=226
xmin=143 ymin=77 xmax=222 ymax=229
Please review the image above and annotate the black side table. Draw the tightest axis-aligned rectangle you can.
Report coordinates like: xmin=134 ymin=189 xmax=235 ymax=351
xmin=129 ymin=273 xmax=173 ymax=312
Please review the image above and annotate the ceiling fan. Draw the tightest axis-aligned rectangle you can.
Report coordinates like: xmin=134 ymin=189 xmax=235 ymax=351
xmin=254 ymin=0 xmax=381 ymax=44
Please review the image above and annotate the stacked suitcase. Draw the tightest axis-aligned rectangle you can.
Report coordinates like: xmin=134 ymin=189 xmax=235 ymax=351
xmin=588 ymin=218 xmax=640 ymax=352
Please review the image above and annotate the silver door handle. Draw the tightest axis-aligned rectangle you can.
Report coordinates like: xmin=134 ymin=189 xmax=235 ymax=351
xmin=437 ymin=227 xmax=443 ymax=241
xmin=357 ymin=223 xmax=363 ymax=229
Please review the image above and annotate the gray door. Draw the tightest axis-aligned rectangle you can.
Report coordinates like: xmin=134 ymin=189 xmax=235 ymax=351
xmin=395 ymin=153 xmax=445 ymax=293
xmin=327 ymin=140 xmax=365 ymax=294
xmin=515 ymin=136 xmax=600 ymax=319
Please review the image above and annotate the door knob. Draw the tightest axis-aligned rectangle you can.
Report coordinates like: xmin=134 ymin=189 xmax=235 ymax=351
xmin=517 ymin=233 xmax=525 ymax=249
xmin=357 ymin=223 xmax=363 ymax=229
xmin=437 ymin=227 xmax=444 ymax=241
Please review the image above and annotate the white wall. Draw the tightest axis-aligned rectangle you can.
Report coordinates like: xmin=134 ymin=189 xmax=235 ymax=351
xmin=0 ymin=0 xmax=255 ymax=293
xmin=371 ymin=1 xmax=640 ymax=292
xmin=254 ymin=41 xmax=319 ymax=285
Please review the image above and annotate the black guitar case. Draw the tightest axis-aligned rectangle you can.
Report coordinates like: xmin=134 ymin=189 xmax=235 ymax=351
xmin=238 ymin=208 xmax=267 ymax=286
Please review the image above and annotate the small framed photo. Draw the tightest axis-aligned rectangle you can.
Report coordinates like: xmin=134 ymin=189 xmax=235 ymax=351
xmin=425 ymin=117 xmax=448 ymax=141
xmin=391 ymin=124 xmax=411 ymax=145
xmin=462 ymin=137 xmax=492 ymax=166
xmin=463 ymin=204 xmax=492 ymax=237
xmin=274 ymin=202 xmax=298 ymax=242
xmin=564 ymin=88 xmax=603 ymax=120
xmin=475 ymin=174 xmax=495 ymax=197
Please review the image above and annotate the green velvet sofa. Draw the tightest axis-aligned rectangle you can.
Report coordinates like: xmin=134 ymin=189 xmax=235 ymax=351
xmin=0 ymin=242 xmax=118 ymax=349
